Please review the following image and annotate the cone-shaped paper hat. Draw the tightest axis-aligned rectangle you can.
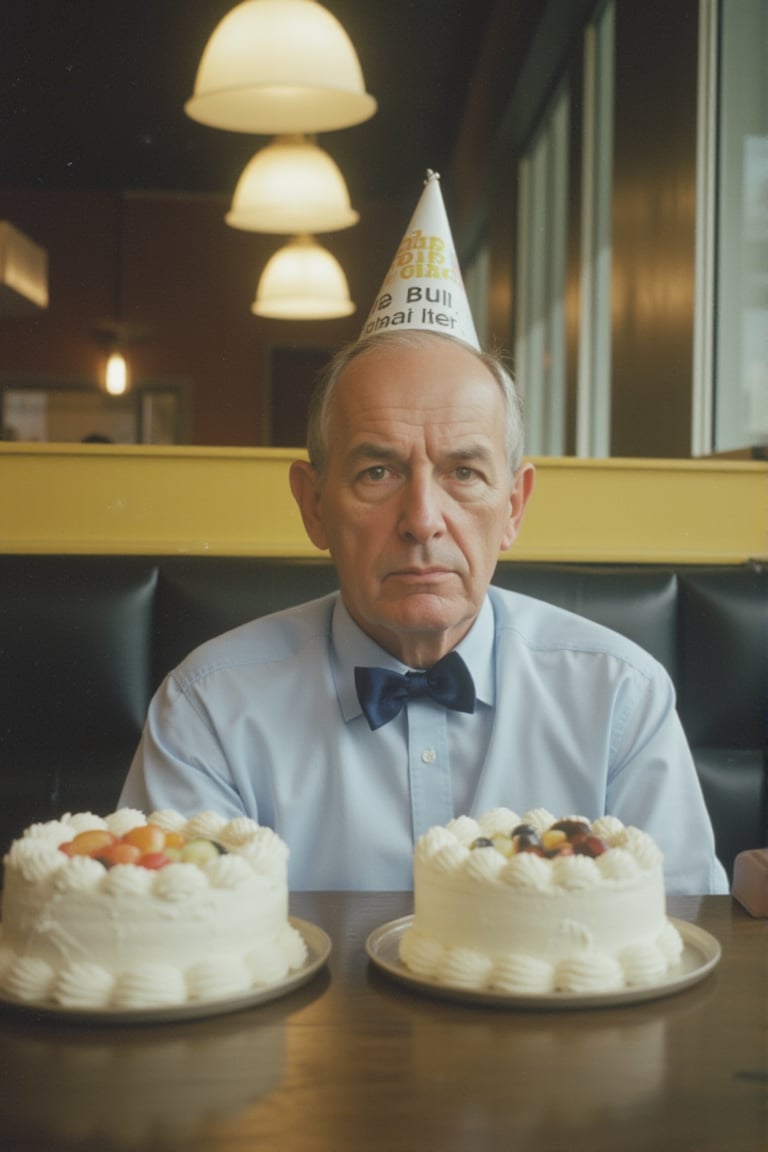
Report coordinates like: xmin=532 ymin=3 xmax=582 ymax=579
xmin=360 ymin=170 xmax=480 ymax=350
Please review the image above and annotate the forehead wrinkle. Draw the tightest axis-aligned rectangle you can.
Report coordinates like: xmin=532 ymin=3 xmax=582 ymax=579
xmin=329 ymin=360 xmax=509 ymax=471
xmin=341 ymin=400 xmax=499 ymax=437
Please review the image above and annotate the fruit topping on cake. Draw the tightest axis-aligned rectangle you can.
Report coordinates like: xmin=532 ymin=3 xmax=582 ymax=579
xmin=470 ymin=818 xmax=608 ymax=860
xmin=59 ymin=823 xmax=227 ymax=871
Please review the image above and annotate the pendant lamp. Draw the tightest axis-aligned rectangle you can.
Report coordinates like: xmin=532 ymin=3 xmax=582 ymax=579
xmin=252 ymin=234 xmax=355 ymax=319
xmin=226 ymin=135 xmax=359 ymax=234
xmin=185 ymin=0 xmax=377 ymax=134
xmin=99 ymin=194 xmax=131 ymax=396
xmin=104 ymin=350 xmax=129 ymax=396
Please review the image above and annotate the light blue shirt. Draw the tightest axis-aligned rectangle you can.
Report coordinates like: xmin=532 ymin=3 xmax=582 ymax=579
xmin=120 ymin=587 xmax=729 ymax=894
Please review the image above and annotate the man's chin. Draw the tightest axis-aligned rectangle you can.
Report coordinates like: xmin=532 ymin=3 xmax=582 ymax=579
xmin=374 ymin=595 xmax=472 ymax=638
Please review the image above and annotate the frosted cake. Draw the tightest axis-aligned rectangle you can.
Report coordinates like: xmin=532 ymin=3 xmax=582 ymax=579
xmin=0 ymin=808 xmax=307 ymax=1010
xmin=399 ymin=808 xmax=684 ymax=994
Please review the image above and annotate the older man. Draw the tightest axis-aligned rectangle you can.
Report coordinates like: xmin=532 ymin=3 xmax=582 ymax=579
xmin=120 ymin=328 xmax=727 ymax=894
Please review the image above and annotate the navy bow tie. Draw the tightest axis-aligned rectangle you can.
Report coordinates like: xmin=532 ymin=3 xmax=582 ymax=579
xmin=354 ymin=651 xmax=476 ymax=731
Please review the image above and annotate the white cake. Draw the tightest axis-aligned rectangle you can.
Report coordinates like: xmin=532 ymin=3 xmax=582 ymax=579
xmin=0 ymin=808 xmax=308 ymax=1010
xmin=399 ymin=808 xmax=684 ymax=994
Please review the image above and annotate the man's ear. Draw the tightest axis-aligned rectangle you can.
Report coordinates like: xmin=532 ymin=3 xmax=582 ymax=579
xmin=289 ymin=459 xmax=330 ymax=551
xmin=500 ymin=462 xmax=535 ymax=552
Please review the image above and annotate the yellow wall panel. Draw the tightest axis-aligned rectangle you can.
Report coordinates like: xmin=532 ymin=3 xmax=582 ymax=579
xmin=1 ymin=443 xmax=766 ymax=563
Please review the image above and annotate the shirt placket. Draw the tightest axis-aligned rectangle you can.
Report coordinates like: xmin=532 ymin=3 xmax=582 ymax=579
xmin=406 ymin=698 xmax=453 ymax=840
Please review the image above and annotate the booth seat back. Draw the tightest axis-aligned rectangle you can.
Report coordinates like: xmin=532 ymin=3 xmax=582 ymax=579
xmin=0 ymin=556 xmax=765 ymax=880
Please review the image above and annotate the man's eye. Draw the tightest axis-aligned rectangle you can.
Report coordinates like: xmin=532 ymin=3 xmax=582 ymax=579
xmin=454 ymin=466 xmax=477 ymax=482
xmin=362 ymin=465 xmax=390 ymax=482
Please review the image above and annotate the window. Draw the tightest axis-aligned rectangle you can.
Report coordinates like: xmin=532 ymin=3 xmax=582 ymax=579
xmin=710 ymin=0 xmax=768 ymax=453
xmin=514 ymin=1 xmax=615 ymax=458
xmin=576 ymin=0 xmax=615 ymax=458
xmin=1 ymin=380 xmax=185 ymax=444
xmin=464 ymin=242 xmax=490 ymax=350
xmin=515 ymin=85 xmax=570 ymax=455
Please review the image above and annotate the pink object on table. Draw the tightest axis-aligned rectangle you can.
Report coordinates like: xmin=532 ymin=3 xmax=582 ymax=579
xmin=732 ymin=849 xmax=768 ymax=917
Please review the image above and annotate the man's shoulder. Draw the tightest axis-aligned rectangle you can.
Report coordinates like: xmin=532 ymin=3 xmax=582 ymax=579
xmin=172 ymin=593 xmax=337 ymax=683
xmin=488 ymin=584 xmax=661 ymax=676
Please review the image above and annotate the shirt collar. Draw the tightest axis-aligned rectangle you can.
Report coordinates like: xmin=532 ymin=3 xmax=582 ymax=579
xmin=330 ymin=595 xmax=496 ymax=722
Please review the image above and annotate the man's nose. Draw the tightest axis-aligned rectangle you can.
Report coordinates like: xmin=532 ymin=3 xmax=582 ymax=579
xmin=397 ymin=475 xmax=445 ymax=541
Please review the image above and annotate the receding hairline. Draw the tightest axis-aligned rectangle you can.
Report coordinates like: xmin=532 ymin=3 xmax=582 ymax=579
xmin=305 ymin=331 xmax=525 ymax=477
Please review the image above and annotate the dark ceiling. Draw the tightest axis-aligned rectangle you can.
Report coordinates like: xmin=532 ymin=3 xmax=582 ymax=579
xmin=1 ymin=0 xmax=495 ymax=205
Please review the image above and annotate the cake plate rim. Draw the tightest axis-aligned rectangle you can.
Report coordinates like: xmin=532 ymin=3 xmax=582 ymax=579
xmin=365 ymin=915 xmax=721 ymax=1010
xmin=0 ymin=916 xmax=331 ymax=1024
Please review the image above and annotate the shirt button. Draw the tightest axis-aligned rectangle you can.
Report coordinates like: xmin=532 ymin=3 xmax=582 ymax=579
xmin=421 ymin=748 xmax=437 ymax=763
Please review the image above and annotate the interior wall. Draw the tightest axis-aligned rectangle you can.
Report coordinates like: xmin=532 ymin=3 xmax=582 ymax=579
xmin=0 ymin=187 xmax=405 ymax=447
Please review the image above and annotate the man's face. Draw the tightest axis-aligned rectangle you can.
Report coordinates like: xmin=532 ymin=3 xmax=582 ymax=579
xmin=291 ymin=337 xmax=534 ymax=666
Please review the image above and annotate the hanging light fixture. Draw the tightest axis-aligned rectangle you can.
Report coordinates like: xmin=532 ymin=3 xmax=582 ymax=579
xmin=252 ymin=234 xmax=355 ymax=319
xmin=225 ymin=135 xmax=359 ymax=234
xmin=98 ymin=194 xmax=131 ymax=396
xmin=104 ymin=349 xmax=129 ymax=396
xmin=185 ymin=0 xmax=377 ymax=134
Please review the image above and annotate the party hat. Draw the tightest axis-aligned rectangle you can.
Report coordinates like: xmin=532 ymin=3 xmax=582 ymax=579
xmin=360 ymin=170 xmax=480 ymax=350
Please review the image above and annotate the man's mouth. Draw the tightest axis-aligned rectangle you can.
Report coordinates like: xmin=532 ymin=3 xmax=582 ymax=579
xmin=387 ymin=567 xmax=452 ymax=581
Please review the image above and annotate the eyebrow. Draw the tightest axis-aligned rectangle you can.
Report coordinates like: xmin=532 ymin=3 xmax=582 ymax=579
xmin=347 ymin=442 xmax=401 ymax=464
xmin=345 ymin=440 xmax=496 ymax=469
xmin=445 ymin=442 xmax=496 ymax=466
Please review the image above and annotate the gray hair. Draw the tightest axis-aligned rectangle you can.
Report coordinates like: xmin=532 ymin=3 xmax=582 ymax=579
xmin=305 ymin=331 xmax=525 ymax=478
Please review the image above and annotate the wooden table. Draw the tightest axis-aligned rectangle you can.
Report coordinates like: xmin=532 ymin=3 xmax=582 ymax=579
xmin=0 ymin=894 xmax=764 ymax=1152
